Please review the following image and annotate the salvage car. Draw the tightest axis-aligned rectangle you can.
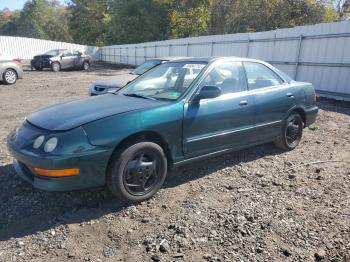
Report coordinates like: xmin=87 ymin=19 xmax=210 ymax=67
xmin=7 ymin=57 xmax=318 ymax=202
xmin=0 ymin=53 xmax=23 ymax=85
xmin=31 ymin=49 xmax=91 ymax=72
xmin=89 ymin=57 xmax=185 ymax=96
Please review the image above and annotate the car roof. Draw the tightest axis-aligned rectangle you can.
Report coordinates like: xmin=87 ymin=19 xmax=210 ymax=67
xmin=157 ymin=56 xmax=189 ymax=61
xmin=165 ymin=56 xmax=266 ymax=64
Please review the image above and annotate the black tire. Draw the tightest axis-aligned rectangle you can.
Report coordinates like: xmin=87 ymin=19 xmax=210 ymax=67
xmin=82 ymin=61 xmax=90 ymax=71
xmin=274 ymin=113 xmax=303 ymax=150
xmin=2 ymin=69 xmax=17 ymax=85
xmin=107 ymin=141 xmax=168 ymax=202
xmin=51 ymin=62 xmax=61 ymax=72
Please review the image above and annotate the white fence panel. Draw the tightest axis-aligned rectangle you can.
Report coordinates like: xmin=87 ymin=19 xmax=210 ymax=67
xmin=101 ymin=21 xmax=350 ymax=101
xmin=0 ymin=36 xmax=100 ymax=60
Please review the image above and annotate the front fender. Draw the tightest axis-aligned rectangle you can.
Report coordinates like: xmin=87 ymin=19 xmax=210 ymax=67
xmin=82 ymin=102 xmax=185 ymax=162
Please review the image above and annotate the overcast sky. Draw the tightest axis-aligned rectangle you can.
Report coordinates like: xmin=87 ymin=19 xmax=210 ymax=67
xmin=0 ymin=0 xmax=70 ymax=11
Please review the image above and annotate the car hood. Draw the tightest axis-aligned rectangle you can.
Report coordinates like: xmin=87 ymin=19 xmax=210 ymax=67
xmin=26 ymin=94 xmax=168 ymax=131
xmin=33 ymin=55 xmax=54 ymax=59
xmin=92 ymin=73 xmax=137 ymax=89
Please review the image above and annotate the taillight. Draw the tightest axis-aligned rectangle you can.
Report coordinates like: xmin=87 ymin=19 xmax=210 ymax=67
xmin=13 ymin=58 xmax=22 ymax=64
xmin=312 ymin=93 xmax=317 ymax=102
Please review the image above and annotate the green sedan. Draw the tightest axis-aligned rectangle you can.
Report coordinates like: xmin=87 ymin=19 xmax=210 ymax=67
xmin=7 ymin=57 xmax=318 ymax=202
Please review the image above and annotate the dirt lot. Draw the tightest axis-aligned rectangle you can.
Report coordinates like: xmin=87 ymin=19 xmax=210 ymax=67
xmin=0 ymin=65 xmax=349 ymax=262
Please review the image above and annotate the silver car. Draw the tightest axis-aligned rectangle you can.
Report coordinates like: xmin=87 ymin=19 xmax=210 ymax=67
xmin=0 ymin=53 xmax=23 ymax=85
xmin=31 ymin=49 xmax=92 ymax=72
xmin=89 ymin=57 xmax=186 ymax=96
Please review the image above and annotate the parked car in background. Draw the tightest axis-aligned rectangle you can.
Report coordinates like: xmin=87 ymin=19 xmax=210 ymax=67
xmin=31 ymin=49 xmax=91 ymax=72
xmin=89 ymin=57 xmax=185 ymax=96
xmin=7 ymin=57 xmax=318 ymax=203
xmin=0 ymin=53 xmax=23 ymax=85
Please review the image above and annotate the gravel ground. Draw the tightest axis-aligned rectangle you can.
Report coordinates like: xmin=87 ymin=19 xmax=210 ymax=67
xmin=0 ymin=65 xmax=349 ymax=262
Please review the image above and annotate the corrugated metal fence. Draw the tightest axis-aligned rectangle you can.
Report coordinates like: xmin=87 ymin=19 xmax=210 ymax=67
xmin=0 ymin=36 xmax=100 ymax=60
xmin=101 ymin=21 xmax=350 ymax=101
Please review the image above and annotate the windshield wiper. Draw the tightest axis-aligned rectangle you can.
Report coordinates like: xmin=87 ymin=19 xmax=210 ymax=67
xmin=124 ymin=93 xmax=157 ymax=101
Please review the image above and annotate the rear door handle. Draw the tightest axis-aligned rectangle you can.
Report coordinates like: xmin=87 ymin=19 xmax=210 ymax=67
xmin=286 ymin=93 xmax=294 ymax=98
xmin=239 ymin=100 xmax=248 ymax=106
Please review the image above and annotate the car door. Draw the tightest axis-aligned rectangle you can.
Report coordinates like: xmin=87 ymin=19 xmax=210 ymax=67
xmin=243 ymin=62 xmax=296 ymax=142
xmin=183 ymin=61 xmax=256 ymax=159
xmin=60 ymin=50 xmax=75 ymax=69
xmin=72 ymin=50 xmax=83 ymax=68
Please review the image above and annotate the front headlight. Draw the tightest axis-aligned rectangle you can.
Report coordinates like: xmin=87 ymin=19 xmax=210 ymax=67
xmin=107 ymin=87 xmax=118 ymax=93
xmin=44 ymin=137 xmax=58 ymax=153
xmin=33 ymin=135 xmax=45 ymax=149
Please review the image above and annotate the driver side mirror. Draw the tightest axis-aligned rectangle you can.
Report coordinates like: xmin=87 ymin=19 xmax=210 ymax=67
xmin=194 ymin=85 xmax=222 ymax=101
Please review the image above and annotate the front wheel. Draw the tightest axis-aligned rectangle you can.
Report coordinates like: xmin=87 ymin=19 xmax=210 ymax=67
xmin=107 ymin=142 xmax=168 ymax=202
xmin=274 ymin=113 xmax=303 ymax=150
xmin=2 ymin=69 xmax=17 ymax=85
xmin=82 ymin=61 xmax=90 ymax=71
xmin=51 ymin=62 xmax=61 ymax=72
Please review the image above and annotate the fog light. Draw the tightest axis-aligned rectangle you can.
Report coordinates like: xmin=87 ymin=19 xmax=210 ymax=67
xmin=33 ymin=135 xmax=45 ymax=149
xmin=34 ymin=168 xmax=80 ymax=177
xmin=44 ymin=137 xmax=58 ymax=152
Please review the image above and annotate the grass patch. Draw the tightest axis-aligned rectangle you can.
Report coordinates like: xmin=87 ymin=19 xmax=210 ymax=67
xmin=308 ymin=124 xmax=320 ymax=131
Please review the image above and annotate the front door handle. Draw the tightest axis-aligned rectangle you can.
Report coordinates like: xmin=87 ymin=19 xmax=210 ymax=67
xmin=286 ymin=93 xmax=294 ymax=98
xmin=239 ymin=100 xmax=248 ymax=106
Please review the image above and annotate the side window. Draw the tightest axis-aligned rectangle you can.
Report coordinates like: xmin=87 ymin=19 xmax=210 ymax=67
xmin=200 ymin=61 xmax=247 ymax=94
xmin=244 ymin=62 xmax=283 ymax=90
xmin=62 ymin=50 xmax=73 ymax=57
xmin=72 ymin=50 xmax=82 ymax=56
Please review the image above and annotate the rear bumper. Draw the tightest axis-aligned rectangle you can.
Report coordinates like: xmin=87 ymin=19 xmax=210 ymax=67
xmin=304 ymin=105 xmax=319 ymax=127
xmin=15 ymin=65 xmax=23 ymax=79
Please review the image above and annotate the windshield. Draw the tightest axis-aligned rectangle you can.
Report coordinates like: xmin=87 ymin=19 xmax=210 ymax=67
xmin=44 ymin=50 xmax=62 ymax=56
xmin=121 ymin=62 xmax=207 ymax=101
xmin=132 ymin=60 xmax=162 ymax=75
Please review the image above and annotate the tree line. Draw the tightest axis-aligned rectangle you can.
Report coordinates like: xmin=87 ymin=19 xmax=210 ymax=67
xmin=0 ymin=0 xmax=349 ymax=46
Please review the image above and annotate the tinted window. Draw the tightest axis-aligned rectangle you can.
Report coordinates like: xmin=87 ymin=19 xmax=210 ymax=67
xmin=200 ymin=61 xmax=247 ymax=94
xmin=244 ymin=62 xmax=283 ymax=90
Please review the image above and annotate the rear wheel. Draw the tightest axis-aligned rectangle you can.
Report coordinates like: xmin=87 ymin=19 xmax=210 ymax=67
xmin=107 ymin=141 xmax=167 ymax=202
xmin=2 ymin=69 xmax=17 ymax=85
xmin=274 ymin=113 xmax=303 ymax=150
xmin=51 ymin=62 xmax=61 ymax=72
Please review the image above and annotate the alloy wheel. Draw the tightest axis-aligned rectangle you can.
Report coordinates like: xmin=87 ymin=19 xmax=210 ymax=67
xmin=83 ymin=62 xmax=90 ymax=70
xmin=4 ymin=70 xmax=17 ymax=84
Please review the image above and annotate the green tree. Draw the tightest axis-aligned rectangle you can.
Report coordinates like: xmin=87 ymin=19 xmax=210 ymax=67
xmin=16 ymin=0 xmax=71 ymax=41
xmin=68 ymin=0 xmax=110 ymax=46
xmin=164 ymin=0 xmax=212 ymax=39
xmin=108 ymin=0 xmax=168 ymax=44
xmin=0 ymin=9 xmax=21 ymax=35
xmin=210 ymin=0 xmax=339 ymax=35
